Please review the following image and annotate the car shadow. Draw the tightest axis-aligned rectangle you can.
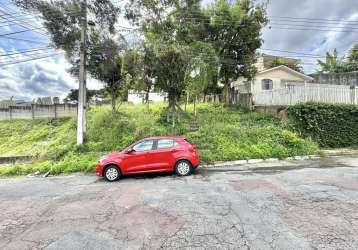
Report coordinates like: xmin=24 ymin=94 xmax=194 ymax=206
xmin=96 ymin=168 xmax=201 ymax=183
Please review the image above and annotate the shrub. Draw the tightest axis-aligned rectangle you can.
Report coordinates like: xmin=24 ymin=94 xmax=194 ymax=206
xmin=288 ymin=102 xmax=358 ymax=148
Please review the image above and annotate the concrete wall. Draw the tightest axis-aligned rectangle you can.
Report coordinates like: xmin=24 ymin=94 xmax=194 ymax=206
xmin=0 ymin=104 xmax=77 ymax=121
xmin=312 ymin=71 xmax=358 ymax=86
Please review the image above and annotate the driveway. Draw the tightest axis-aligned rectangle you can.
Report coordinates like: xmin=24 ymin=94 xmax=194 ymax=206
xmin=1 ymin=156 xmax=358 ymax=250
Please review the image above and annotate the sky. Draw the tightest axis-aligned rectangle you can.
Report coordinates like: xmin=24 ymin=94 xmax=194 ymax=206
xmin=0 ymin=0 xmax=357 ymax=101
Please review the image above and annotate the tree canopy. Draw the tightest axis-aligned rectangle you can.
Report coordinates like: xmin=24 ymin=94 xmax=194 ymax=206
xmin=318 ymin=47 xmax=358 ymax=74
xmin=266 ymin=56 xmax=303 ymax=73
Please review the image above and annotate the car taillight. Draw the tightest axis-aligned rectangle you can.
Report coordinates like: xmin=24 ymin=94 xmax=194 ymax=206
xmin=190 ymin=144 xmax=197 ymax=152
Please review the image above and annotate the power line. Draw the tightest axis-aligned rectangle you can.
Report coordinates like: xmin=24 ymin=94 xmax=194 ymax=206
xmin=268 ymin=22 xmax=358 ymax=31
xmin=0 ymin=35 xmax=49 ymax=44
xmin=0 ymin=46 xmax=52 ymax=56
xmin=266 ymin=26 xmax=355 ymax=33
xmin=0 ymin=52 xmax=64 ymax=67
xmin=270 ymin=16 xmax=358 ymax=24
xmin=269 ymin=18 xmax=358 ymax=26
xmin=0 ymin=27 xmax=46 ymax=37
xmin=0 ymin=7 xmax=48 ymax=35
xmin=0 ymin=49 xmax=61 ymax=63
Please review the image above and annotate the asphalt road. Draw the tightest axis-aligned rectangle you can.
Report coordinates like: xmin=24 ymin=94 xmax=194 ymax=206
xmin=1 ymin=156 xmax=358 ymax=250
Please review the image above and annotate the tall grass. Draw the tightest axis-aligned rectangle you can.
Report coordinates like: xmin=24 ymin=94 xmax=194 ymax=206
xmin=0 ymin=103 xmax=319 ymax=176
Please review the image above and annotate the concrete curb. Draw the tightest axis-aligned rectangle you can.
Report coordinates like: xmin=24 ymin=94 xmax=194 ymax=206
xmin=201 ymin=149 xmax=358 ymax=169
xmin=201 ymin=155 xmax=322 ymax=169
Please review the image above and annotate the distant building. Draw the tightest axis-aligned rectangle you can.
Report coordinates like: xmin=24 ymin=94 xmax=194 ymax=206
xmin=254 ymin=54 xmax=301 ymax=72
xmin=127 ymin=91 xmax=167 ymax=104
xmin=0 ymin=100 xmax=32 ymax=109
xmin=310 ymin=71 xmax=358 ymax=86
xmin=0 ymin=96 xmax=61 ymax=109
xmin=35 ymin=97 xmax=60 ymax=105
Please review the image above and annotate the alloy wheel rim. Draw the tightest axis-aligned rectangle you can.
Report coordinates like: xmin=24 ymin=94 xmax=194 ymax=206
xmin=177 ymin=162 xmax=190 ymax=175
xmin=106 ymin=168 xmax=118 ymax=180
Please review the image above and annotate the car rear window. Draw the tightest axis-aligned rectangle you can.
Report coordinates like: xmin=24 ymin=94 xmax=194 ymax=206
xmin=157 ymin=139 xmax=179 ymax=149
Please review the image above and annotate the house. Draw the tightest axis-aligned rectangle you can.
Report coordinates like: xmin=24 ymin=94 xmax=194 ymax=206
xmin=234 ymin=65 xmax=314 ymax=94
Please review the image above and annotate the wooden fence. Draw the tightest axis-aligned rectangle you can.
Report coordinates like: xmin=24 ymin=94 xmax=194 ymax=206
xmin=0 ymin=104 xmax=78 ymax=121
xmin=253 ymin=84 xmax=358 ymax=106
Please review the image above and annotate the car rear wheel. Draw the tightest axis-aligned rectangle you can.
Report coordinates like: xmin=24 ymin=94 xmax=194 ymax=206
xmin=175 ymin=160 xmax=192 ymax=176
xmin=104 ymin=165 xmax=121 ymax=182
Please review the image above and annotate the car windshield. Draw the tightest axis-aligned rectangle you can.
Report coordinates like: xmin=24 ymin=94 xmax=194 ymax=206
xmin=132 ymin=140 xmax=154 ymax=152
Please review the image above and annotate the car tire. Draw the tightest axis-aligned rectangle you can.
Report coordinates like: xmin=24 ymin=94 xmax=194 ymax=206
xmin=104 ymin=165 xmax=121 ymax=182
xmin=175 ymin=160 xmax=192 ymax=176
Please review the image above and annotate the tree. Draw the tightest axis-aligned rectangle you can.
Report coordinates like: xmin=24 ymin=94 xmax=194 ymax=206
xmin=266 ymin=56 xmax=303 ymax=72
xmin=185 ymin=42 xmax=219 ymax=115
xmin=205 ymin=0 xmax=267 ymax=103
xmin=14 ymin=0 xmax=122 ymax=112
xmin=318 ymin=47 xmax=358 ymax=73
xmin=318 ymin=49 xmax=346 ymax=73
xmin=64 ymin=88 xmax=105 ymax=102
xmin=131 ymin=44 xmax=157 ymax=107
xmin=87 ymin=38 xmax=125 ymax=112
xmin=14 ymin=0 xmax=119 ymax=61
xmin=126 ymin=0 xmax=217 ymax=123
xmin=348 ymin=43 xmax=358 ymax=63
xmin=346 ymin=43 xmax=358 ymax=72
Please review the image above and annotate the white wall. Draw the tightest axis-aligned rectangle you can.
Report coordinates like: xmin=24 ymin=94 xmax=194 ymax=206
xmin=127 ymin=92 xmax=166 ymax=104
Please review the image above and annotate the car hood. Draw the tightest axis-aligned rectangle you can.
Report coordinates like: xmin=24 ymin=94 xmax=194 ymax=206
xmin=103 ymin=151 xmax=125 ymax=160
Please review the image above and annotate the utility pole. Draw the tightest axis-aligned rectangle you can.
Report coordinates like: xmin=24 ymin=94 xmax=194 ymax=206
xmin=77 ymin=0 xmax=87 ymax=145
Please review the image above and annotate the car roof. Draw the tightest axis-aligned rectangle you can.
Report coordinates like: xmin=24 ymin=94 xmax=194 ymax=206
xmin=144 ymin=136 xmax=186 ymax=140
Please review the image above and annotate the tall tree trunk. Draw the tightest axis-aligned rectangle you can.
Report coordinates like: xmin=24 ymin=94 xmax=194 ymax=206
xmin=167 ymin=92 xmax=176 ymax=123
xmin=185 ymin=92 xmax=189 ymax=112
xmin=194 ymin=95 xmax=197 ymax=116
xmin=145 ymin=87 xmax=150 ymax=110
xmin=222 ymin=69 xmax=230 ymax=104
xmin=111 ymin=89 xmax=117 ymax=113
xmin=223 ymin=82 xmax=230 ymax=104
xmin=111 ymin=95 xmax=117 ymax=113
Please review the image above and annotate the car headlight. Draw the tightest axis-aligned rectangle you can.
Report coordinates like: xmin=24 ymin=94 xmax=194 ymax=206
xmin=98 ymin=156 xmax=107 ymax=163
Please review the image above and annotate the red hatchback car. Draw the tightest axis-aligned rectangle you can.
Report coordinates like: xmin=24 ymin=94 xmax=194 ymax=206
xmin=96 ymin=136 xmax=200 ymax=181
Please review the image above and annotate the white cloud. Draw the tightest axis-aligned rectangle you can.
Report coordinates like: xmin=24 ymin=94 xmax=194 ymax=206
xmin=0 ymin=54 xmax=104 ymax=101
xmin=261 ymin=0 xmax=358 ymax=73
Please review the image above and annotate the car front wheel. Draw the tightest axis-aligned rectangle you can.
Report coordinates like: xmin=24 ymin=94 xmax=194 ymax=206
xmin=104 ymin=165 xmax=121 ymax=182
xmin=175 ymin=160 xmax=192 ymax=176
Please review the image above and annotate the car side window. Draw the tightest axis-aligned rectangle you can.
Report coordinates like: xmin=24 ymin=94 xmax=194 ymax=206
xmin=157 ymin=139 xmax=178 ymax=149
xmin=132 ymin=140 xmax=154 ymax=152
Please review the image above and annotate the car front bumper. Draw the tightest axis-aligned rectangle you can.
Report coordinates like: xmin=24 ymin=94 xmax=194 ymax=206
xmin=95 ymin=163 xmax=104 ymax=177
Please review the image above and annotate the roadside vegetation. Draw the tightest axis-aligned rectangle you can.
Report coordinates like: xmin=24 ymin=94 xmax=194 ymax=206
xmin=288 ymin=102 xmax=358 ymax=148
xmin=0 ymin=103 xmax=319 ymax=177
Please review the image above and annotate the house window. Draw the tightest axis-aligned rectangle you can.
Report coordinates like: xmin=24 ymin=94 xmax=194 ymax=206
xmin=261 ymin=79 xmax=273 ymax=90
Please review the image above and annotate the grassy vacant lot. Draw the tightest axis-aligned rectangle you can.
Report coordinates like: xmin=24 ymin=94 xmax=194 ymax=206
xmin=0 ymin=103 xmax=318 ymax=176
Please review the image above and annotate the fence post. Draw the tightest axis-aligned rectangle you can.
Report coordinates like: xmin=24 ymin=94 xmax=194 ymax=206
xmin=31 ymin=104 xmax=35 ymax=119
xmin=304 ymin=81 xmax=307 ymax=102
xmin=54 ymin=104 xmax=57 ymax=119
xmin=351 ymin=86 xmax=357 ymax=105
xmin=9 ymin=106 xmax=12 ymax=120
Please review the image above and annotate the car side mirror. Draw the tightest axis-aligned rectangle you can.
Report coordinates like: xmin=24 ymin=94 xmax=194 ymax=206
xmin=125 ymin=148 xmax=135 ymax=154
